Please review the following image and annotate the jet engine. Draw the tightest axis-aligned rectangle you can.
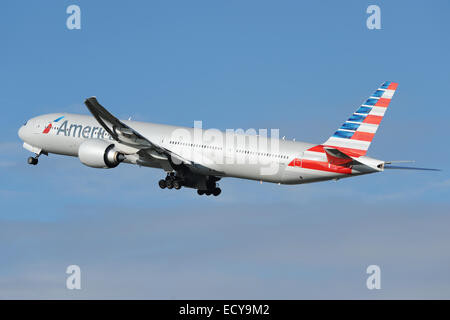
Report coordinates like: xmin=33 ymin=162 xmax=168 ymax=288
xmin=78 ymin=139 xmax=125 ymax=168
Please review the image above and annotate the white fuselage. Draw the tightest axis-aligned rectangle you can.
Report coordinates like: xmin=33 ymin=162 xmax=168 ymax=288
xmin=18 ymin=113 xmax=379 ymax=185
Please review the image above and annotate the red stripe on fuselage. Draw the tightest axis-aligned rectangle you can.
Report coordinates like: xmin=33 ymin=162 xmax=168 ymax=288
xmin=288 ymin=157 xmax=352 ymax=174
xmin=301 ymin=159 xmax=352 ymax=174
xmin=288 ymin=158 xmax=302 ymax=167
xmin=307 ymin=145 xmax=325 ymax=153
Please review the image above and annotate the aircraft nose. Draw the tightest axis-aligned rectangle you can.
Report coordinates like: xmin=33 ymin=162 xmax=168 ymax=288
xmin=18 ymin=125 xmax=26 ymax=141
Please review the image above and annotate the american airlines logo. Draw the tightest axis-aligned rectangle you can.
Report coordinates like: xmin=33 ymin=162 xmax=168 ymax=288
xmin=52 ymin=119 xmax=114 ymax=140
xmin=42 ymin=116 xmax=65 ymax=134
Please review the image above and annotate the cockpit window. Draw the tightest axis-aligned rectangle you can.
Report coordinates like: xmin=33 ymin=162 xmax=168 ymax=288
xmin=23 ymin=120 xmax=28 ymax=126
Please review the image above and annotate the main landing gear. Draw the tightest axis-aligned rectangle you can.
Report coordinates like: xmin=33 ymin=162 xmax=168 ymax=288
xmin=197 ymin=176 xmax=221 ymax=196
xmin=158 ymin=172 xmax=222 ymax=196
xmin=197 ymin=187 xmax=221 ymax=197
xmin=159 ymin=172 xmax=182 ymax=190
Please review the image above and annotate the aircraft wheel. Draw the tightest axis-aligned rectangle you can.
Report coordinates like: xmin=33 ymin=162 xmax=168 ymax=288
xmin=158 ymin=179 xmax=167 ymax=189
xmin=173 ymin=180 xmax=181 ymax=190
xmin=27 ymin=157 xmax=38 ymax=165
xmin=166 ymin=180 xmax=173 ymax=189
xmin=205 ymin=191 xmax=211 ymax=196
xmin=213 ymin=187 xmax=221 ymax=196
xmin=197 ymin=190 xmax=204 ymax=196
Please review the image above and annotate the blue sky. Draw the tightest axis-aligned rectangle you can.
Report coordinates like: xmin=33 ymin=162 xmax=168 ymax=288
xmin=1 ymin=0 xmax=449 ymax=298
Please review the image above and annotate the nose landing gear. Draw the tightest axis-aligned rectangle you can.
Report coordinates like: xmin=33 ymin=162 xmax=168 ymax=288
xmin=27 ymin=157 xmax=38 ymax=165
xmin=27 ymin=154 xmax=41 ymax=165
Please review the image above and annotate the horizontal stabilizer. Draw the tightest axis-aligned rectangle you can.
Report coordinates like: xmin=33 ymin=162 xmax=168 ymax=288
xmin=384 ymin=160 xmax=415 ymax=164
xmin=323 ymin=147 xmax=353 ymax=166
xmin=384 ymin=165 xmax=441 ymax=171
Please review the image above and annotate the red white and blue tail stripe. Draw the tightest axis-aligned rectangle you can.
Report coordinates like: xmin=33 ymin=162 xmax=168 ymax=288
xmin=322 ymin=81 xmax=398 ymax=157
xmin=288 ymin=82 xmax=398 ymax=175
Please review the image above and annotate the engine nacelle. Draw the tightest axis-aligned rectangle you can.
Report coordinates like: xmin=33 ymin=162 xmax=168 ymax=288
xmin=78 ymin=139 xmax=125 ymax=168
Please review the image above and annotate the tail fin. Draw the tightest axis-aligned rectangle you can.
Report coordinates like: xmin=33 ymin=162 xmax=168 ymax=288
xmin=323 ymin=81 xmax=398 ymax=157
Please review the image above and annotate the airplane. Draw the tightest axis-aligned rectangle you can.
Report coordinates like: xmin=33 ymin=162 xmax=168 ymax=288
xmin=17 ymin=81 xmax=438 ymax=196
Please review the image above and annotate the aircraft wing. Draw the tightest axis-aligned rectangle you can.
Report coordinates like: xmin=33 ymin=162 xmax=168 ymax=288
xmin=84 ymin=97 xmax=193 ymax=166
xmin=85 ymin=97 xmax=156 ymax=149
xmin=84 ymin=97 xmax=223 ymax=175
